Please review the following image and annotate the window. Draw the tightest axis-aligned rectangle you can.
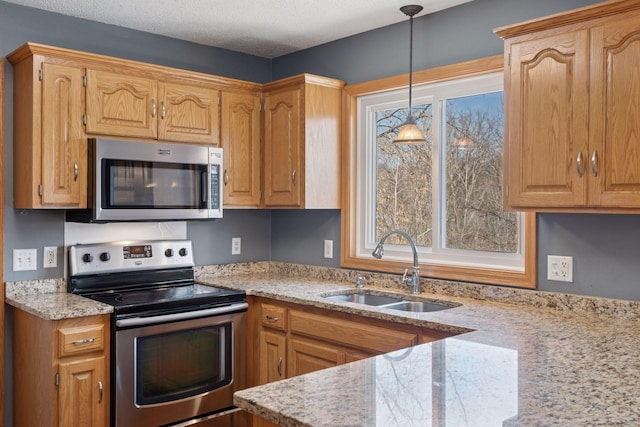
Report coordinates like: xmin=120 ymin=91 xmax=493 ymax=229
xmin=342 ymin=57 xmax=536 ymax=288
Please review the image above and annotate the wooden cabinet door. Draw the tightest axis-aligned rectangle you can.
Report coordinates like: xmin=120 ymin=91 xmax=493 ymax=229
xmin=288 ymin=336 xmax=345 ymax=377
xmin=258 ymin=329 xmax=286 ymax=385
xmin=589 ymin=15 xmax=640 ymax=207
xmin=58 ymin=356 xmax=107 ymax=427
xmin=85 ymin=68 xmax=157 ymax=138
xmin=221 ymin=90 xmax=262 ymax=206
xmin=505 ymin=30 xmax=589 ymax=208
xmin=158 ymin=82 xmax=220 ymax=145
xmin=40 ymin=63 xmax=86 ymax=207
xmin=264 ymin=86 xmax=302 ymax=207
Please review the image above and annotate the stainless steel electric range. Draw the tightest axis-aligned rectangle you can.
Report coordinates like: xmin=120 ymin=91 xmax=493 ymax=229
xmin=69 ymin=239 xmax=247 ymax=427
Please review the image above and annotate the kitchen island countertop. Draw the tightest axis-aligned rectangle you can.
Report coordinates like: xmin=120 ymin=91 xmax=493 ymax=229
xmin=194 ymin=264 xmax=640 ymax=427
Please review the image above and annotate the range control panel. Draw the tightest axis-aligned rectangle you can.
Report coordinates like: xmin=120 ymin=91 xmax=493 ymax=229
xmin=69 ymin=240 xmax=194 ymax=276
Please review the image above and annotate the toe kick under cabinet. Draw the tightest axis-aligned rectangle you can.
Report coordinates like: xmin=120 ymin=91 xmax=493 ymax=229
xmin=13 ymin=309 xmax=110 ymax=427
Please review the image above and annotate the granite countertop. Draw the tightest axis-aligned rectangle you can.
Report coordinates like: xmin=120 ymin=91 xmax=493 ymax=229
xmin=194 ymin=264 xmax=640 ymax=426
xmin=5 ymin=263 xmax=640 ymax=425
xmin=4 ymin=278 xmax=113 ymax=320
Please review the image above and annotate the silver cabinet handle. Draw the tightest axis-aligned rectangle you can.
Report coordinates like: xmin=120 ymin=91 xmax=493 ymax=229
xmin=98 ymin=381 xmax=103 ymax=403
xmin=576 ymin=151 xmax=583 ymax=177
xmin=151 ymin=99 xmax=157 ymax=118
xmin=73 ymin=162 xmax=78 ymax=181
xmin=161 ymin=100 xmax=166 ymax=119
xmin=277 ymin=357 xmax=283 ymax=377
xmin=265 ymin=315 xmax=279 ymax=322
xmin=71 ymin=338 xmax=95 ymax=344
xmin=292 ymin=169 xmax=297 ymax=186
xmin=591 ymin=150 xmax=598 ymax=177
xmin=224 ymin=169 xmax=229 ymax=186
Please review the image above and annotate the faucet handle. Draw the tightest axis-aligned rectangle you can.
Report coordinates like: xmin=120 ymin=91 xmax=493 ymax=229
xmin=355 ymin=276 xmax=365 ymax=289
xmin=401 ymin=268 xmax=411 ymax=286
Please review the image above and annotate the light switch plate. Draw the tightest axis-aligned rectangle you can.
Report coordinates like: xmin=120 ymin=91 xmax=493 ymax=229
xmin=13 ymin=248 xmax=37 ymax=271
xmin=324 ymin=240 xmax=333 ymax=259
xmin=232 ymin=237 xmax=241 ymax=255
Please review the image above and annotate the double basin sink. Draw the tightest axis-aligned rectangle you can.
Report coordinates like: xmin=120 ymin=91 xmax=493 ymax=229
xmin=323 ymin=290 xmax=460 ymax=313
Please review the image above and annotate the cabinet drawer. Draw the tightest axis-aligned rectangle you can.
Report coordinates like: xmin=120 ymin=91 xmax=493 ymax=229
xmin=58 ymin=323 xmax=105 ymax=357
xmin=289 ymin=310 xmax=417 ymax=353
xmin=261 ymin=303 xmax=287 ymax=331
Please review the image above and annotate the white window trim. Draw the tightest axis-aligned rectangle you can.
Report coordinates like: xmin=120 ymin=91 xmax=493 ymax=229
xmin=354 ymin=72 xmax=526 ymax=273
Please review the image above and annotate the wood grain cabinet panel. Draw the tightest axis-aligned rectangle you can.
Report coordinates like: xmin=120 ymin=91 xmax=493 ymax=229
xmin=11 ymin=58 xmax=87 ymax=209
xmin=497 ymin=2 xmax=640 ymax=211
xmin=263 ymin=74 xmax=344 ymax=208
xmin=13 ymin=310 xmax=110 ymax=427
xmin=85 ymin=68 xmax=158 ymax=139
xmin=221 ymin=90 xmax=262 ymax=207
xmin=159 ymin=82 xmax=220 ymax=145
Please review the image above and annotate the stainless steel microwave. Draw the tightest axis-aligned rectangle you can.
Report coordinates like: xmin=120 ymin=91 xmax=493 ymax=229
xmin=68 ymin=138 xmax=223 ymax=222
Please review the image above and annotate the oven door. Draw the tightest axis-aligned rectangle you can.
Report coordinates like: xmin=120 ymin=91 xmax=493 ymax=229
xmin=114 ymin=303 xmax=247 ymax=427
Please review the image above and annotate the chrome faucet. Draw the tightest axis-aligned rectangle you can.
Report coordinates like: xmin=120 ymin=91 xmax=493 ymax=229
xmin=372 ymin=229 xmax=421 ymax=294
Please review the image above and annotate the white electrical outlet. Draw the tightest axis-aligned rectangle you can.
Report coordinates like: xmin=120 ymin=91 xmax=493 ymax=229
xmin=324 ymin=240 xmax=333 ymax=259
xmin=547 ymin=255 xmax=573 ymax=282
xmin=232 ymin=237 xmax=242 ymax=255
xmin=13 ymin=249 xmax=37 ymax=271
xmin=44 ymin=246 xmax=58 ymax=268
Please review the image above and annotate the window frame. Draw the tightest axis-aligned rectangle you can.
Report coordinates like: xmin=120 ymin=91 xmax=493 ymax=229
xmin=341 ymin=55 xmax=537 ymax=288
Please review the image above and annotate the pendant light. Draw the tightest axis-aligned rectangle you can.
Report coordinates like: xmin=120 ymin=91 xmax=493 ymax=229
xmin=394 ymin=4 xmax=426 ymax=145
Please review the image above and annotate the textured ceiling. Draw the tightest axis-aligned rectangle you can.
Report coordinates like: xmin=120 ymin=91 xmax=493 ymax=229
xmin=4 ymin=0 xmax=473 ymax=58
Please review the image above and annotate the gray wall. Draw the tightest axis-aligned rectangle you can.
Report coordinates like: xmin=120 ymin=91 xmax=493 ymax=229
xmin=271 ymin=0 xmax=640 ymax=301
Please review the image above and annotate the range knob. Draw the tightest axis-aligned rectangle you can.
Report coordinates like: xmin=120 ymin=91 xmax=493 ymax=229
xmin=165 ymin=248 xmax=174 ymax=257
xmin=82 ymin=253 xmax=94 ymax=263
xmin=179 ymin=247 xmax=188 ymax=257
xmin=99 ymin=252 xmax=111 ymax=262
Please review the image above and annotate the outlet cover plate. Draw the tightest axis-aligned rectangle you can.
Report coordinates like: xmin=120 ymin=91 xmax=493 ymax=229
xmin=324 ymin=240 xmax=333 ymax=259
xmin=547 ymin=255 xmax=573 ymax=282
xmin=44 ymin=246 xmax=58 ymax=268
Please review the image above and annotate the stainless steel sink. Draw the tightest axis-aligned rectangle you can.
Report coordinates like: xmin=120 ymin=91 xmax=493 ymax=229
xmin=324 ymin=293 xmax=403 ymax=306
xmin=383 ymin=301 xmax=452 ymax=313
xmin=322 ymin=291 xmax=459 ymax=312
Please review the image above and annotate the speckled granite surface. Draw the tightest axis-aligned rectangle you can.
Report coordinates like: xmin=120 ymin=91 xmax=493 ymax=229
xmin=5 ymin=278 xmax=113 ymax=320
xmin=6 ymin=262 xmax=640 ymax=425
xmin=195 ymin=263 xmax=640 ymax=426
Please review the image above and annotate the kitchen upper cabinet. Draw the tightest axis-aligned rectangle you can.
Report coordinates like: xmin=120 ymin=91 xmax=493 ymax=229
xmin=221 ymin=89 xmax=262 ymax=207
xmin=86 ymin=69 xmax=220 ymax=144
xmin=496 ymin=1 xmax=640 ymax=211
xmin=13 ymin=310 xmax=110 ymax=427
xmin=11 ymin=58 xmax=87 ymax=208
xmin=263 ymin=74 xmax=344 ymax=208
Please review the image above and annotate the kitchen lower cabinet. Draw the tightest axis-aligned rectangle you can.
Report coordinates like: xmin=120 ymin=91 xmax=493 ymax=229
xmin=249 ymin=296 xmax=456 ymax=426
xmin=288 ymin=336 xmax=345 ymax=377
xmin=13 ymin=310 xmax=110 ymax=427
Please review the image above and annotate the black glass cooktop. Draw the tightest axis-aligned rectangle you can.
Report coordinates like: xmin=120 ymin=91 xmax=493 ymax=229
xmin=85 ymin=282 xmax=245 ymax=315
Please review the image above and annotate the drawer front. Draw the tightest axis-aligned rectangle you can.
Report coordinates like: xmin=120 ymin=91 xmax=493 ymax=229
xmin=289 ymin=310 xmax=417 ymax=353
xmin=58 ymin=324 xmax=105 ymax=357
xmin=261 ymin=303 xmax=287 ymax=331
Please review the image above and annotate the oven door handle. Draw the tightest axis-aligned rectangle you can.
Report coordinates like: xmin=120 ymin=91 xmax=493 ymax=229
xmin=115 ymin=302 xmax=248 ymax=328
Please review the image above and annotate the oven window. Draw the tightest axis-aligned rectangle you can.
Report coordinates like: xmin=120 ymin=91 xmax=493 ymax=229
xmin=136 ymin=323 xmax=232 ymax=405
xmin=104 ymin=159 xmax=207 ymax=209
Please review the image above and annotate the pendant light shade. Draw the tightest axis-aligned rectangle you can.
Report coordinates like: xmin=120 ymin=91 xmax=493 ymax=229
xmin=394 ymin=4 xmax=426 ymax=145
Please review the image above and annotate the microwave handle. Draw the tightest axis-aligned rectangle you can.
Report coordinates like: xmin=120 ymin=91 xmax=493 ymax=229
xmin=202 ymin=170 xmax=208 ymax=204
